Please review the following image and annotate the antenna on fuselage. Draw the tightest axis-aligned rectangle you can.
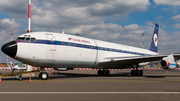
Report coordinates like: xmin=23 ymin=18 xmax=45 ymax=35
xmin=62 ymin=31 xmax=65 ymax=34
xmin=76 ymin=33 xmax=79 ymax=36
xmin=27 ymin=0 xmax=32 ymax=33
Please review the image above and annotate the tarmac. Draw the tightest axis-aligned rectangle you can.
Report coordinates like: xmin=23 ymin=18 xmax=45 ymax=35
xmin=0 ymin=70 xmax=180 ymax=101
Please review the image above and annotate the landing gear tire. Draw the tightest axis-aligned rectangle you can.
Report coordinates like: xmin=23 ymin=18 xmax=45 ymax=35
xmin=19 ymin=75 xmax=22 ymax=81
xmin=97 ymin=70 xmax=110 ymax=76
xmin=105 ymin=70 xmax=110 ymax=76
xmin=135 ymin=70 xmax=140 ymax=76
xmin=131 ymin=70 xmax=135 ymax=76
xmin=131 ymin=70 xmax=143 ymax=76
xmin=39 ymin=72 xmax=48 ymax=80
xmin=102 ymin=70 xmax=106 ymax=75
xmin=98 ymin=70 xmax=102 ymax=76
xmin=139 ymin=70 xmax=143 ymax=76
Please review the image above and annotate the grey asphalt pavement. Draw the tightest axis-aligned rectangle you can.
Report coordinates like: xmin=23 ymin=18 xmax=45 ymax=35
xmin=0 ymin=70 xmax=180 ymax=101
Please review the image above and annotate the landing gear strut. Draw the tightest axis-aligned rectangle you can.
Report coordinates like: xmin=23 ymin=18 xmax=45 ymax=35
xmin=131 ymin=65 xmax=143 ymax=76
xmin=39 ymin=67 xmax=49 ymax=80
xmin=97 ymin=69 xmax=110 ymax=76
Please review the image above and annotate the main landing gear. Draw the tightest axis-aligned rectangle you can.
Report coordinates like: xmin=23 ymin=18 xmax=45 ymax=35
xmin=131 ymin=68 xmax=143 ymax=76
xmin=39 ymin=67 xmax=49 ymax=80
xmin=97 ymin=69 xmax=110 ymax=76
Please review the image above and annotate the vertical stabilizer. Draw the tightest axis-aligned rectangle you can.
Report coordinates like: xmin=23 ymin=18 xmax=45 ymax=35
xmin=148 ymin=23 xmax=159 ymax=53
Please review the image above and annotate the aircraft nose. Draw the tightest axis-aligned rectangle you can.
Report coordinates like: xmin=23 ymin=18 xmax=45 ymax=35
xmin=1 ymin=41 xmax=17 ymax=58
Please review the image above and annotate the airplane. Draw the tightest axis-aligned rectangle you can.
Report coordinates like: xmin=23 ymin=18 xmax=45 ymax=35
xmin=1 ymin=23 xmax=180 ymax=80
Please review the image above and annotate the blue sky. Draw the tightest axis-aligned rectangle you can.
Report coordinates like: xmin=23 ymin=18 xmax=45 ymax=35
xmin=0 ymin=0 xmax=180 ymax=63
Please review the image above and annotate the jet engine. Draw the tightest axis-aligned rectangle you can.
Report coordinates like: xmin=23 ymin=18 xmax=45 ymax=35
xmin=160 ymin=54 xmax=177 ymax=69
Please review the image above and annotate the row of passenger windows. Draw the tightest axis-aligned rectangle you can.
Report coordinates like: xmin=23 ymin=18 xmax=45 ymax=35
xmin=59 ymin=41 xmax=147 ymax=56
xmin=61 ymin=42 xmax=96 ymax=49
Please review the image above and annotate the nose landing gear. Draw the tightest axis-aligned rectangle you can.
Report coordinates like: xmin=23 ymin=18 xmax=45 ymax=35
xmin=39 ymin=72 xmax=48 ymax=80
xmin=39 ymin=67 xmax=49 ymax=80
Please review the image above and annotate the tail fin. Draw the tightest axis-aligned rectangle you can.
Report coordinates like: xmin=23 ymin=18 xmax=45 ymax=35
xmin=148 ymin=23 xmax=159 ymax=53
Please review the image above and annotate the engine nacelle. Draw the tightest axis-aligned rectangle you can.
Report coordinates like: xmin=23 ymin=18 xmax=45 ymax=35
xmin=160 ymin=60 xmax=176 ymax=69
xmin=160 ymin=54 xmax=177 ymax=69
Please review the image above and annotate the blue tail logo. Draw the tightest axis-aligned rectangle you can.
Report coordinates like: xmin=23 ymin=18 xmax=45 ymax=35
xmin=148 ymin=23 xmax=159 ymax=53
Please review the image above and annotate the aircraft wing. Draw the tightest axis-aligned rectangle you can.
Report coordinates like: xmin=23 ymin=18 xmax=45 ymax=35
xmin=99 ymin=54 xmax=180 ymax=66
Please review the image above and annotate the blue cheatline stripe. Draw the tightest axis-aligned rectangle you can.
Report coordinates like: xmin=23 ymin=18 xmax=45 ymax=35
xmin=170 ymin=64 xmax=176 ymax=66
xmin=165 ymin=63 xmax=176 ymax=69
xmin=16 ymin=39 xmax=151 ymax=56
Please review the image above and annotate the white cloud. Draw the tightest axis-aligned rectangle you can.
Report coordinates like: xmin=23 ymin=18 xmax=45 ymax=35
xmin=0 ymin=0 xmax=150 ymax=33
xmin=124 ymin=24 xmax=139 ymax=30
xmin=0 ymin=0 xmax=27 ymax=15
xmin=0 ymin=18 xmax=15 ymax=24
xmin=154 ymin=0 xmax=180 ymax=6
xmin=156 ymin=15 xmax=164 ymax=19
xmin=174 ymin=23 xmax=180 ymax=28
xmin=0 ymin=18 xmax=22 ymax=30
xmin=171 ymin=15 xmax=180 ymax=21
xmin=87 ymin=0 xmax=150 ymax=16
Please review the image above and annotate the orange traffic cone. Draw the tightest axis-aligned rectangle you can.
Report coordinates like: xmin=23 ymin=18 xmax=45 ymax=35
xmin=29 ymin=77 xmax=31 ymax=83
xmin=49 ymin=71 xmax=51 ymax=75
xmin=0 ymin=76 xmax=2 ymax=83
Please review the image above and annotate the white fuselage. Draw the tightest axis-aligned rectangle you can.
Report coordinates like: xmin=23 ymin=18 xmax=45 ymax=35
xmin=14 ymin=32 xmax=157 ymax=69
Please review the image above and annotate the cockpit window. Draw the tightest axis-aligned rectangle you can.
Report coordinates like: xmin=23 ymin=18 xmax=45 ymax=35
xmin=16 ymin=37 xmax=26 ymax=40
xmin=25 ymin=37 xmax=31 ymax=41
xmin=16 ymin=37 xmax=36 ymax=42
xmin=31 ymin=38 xmax=36 ymax=42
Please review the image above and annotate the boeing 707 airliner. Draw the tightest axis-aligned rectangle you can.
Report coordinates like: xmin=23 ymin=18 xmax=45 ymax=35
xmin=2 ymin=23 xmax=180 ymax=80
